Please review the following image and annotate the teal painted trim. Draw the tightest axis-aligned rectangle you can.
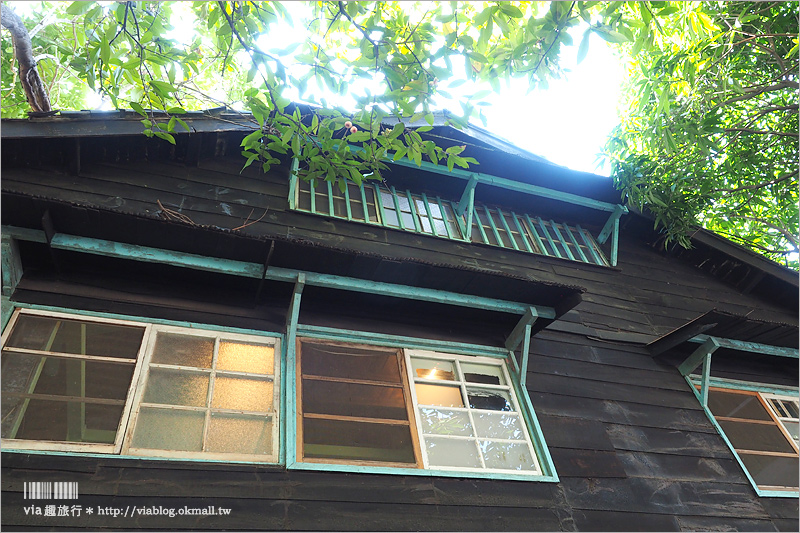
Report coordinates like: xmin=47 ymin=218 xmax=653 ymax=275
xmin=284 ymin=274 xmax=304 ymax=467
xmin=563 ymin=225 xmax=589 ymax=263
xmin=483 ymin=206 xmax=505 ymax=248
xmin=700 ymin=353 xmax=712 ymax=408
xmin=385 ymin=156 xmax=619 ymax=213
xmin=610 ymin=216 xmax=620 ymax=266
xmin=473 ymin=206 xmax=489 ymax=244
xmin=0 ymin=448 xmax=284 ymax=467
xmin=288 ymin=158 xmax=299 ymax=210
xmin=373 ymin=184 xmax=387 ymax=226
xmin=597 ymin=205 xmax=628 ymax=244
xmin=523 ymin=214 xmax=547 ymax=255
xmin=537 ymin=218 xmax=562 ymax=259
xmin=325 ymin=181 xmax=335 ymax=216
xmin=12 ymin=302 xmax=284 ymax=339
xmin=436 ymin=197 xmax=454 ymax=240
xmin=496 ymin=207 xmax=519 ymax=251
xmin=456 ymin=174 xmax=479 ymax=216
xmin=520 ymin=324 xmax=531 ymax=387
xmin=343 ymin=181 xmax=353 ymax=221
xmin=690 ymin=335 xmax=799 ymax=359
xmin=576 ymin=225 xmax=605 ymax=266
xmin=49 ymin=234 xmax=264 ymax=279
xmin=511 ymin=212 xmax=533 ymax=253
xmin=405 ymin=190 xmax=422 ymax=233
xmin=358 ymin=184 xmax=370 ymax=223
xmin=678 ymin=337 xmax=720 ymax=376
xmin=296 ymin=324 xmax=509 ymax=358
xmin=505 ymin=307 xmax=538 ymax=352
xmin=548 ymin=221 xmax=575 ymax=261
xmin=688 ymin=374 xmax=799 ymax=397
xmin=1 ymin=226 xmax=47 ymax=243
xmin=684 ymin=375 xmax=799 ymax=499
xmin=2 ymin=235 xmax=23 ymax=297
xmin=390 ymin=186 xmax=405 ymax=230
xmin=509 ymin=362 xmax=558 ymax=480
xmin=2 ymin=296 xmax=15 ymax=332
xmin=288 ymin=460 xmax=558 ymax=482
xmin=419 ymin=193 xmax=436 ymax=237
xmin=309 ymin=178 xmax=316 ymax=213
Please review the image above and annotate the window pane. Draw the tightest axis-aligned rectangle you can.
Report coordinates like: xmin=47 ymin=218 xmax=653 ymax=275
xmin=212 ymin=377 xmax=272 ymax=412
xmin=411 ymin=358 xmax=456 ymax=381
xmin=217 ymin=341 xmax=273 ymax=375
xmin=206 ymin=414 xmax=273 ymax=455
xmin=782 ymin=400 xmax=799 ymax=418
xmin=480 ymin=441 xmax=537 ymax=471
xmin=425 ymin=437 xmax=481 ymax=468
xmin=473 ymin=412 xmax=525 ymax=440
xmin=708 ymin=390 xmax=772 ymax=421
xmin=783 ymin=421 xmax=799 ymax=442
xmin=303 ymin=379 xmax=409 ymax=420
xmin=6 ymin=315 xmax=144 ymax=359
xmin=142 ymin=368 xmax=209 ymax=407
xmin=303 ymin=417 xmax=416 ymax=464
xmin=739 ymin=453 xmax=799 ymax=489
xmin=467 ymin=388 xmax=513 ymax=412
xmin=718 ymin=419 xmax=797 ymax=454
xmin=150 ymin=333 xmax=214 ymax=368
xmin=418 ymin=407 xmax=474 ymax=436
xmin=131 ymin=407 xmax=204 ymax=451
xmin=364 ymin=188 xmax=379 ymax=223
xmin=5 ymin=397 xmax=123 ymax=443
xmin=297 ymin=187 xmax=311 ymax=211
xmin=300 ymin=342 xmax=401 ymax=383
xmin=460 ymin=362 xmax=505 ymax=386
xmin=415 ymin=383 xmax=464 ymax=407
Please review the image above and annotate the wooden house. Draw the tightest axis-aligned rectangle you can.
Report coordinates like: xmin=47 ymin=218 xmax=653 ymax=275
xmin=1 ymin=110 xmax=797 ymax=531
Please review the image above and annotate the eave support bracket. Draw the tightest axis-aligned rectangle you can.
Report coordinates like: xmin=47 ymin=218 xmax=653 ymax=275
xmin=504 ymin=306 xmax=538 ymax=387
xmin=455 ymin=174 xmax=479 ymax=240
xmin=597 ymin=204 xmax=627 ymax=267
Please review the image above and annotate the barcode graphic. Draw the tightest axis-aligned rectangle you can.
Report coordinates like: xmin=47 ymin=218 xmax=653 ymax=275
xmin=23 ymin=482 xmax=78 ymax=500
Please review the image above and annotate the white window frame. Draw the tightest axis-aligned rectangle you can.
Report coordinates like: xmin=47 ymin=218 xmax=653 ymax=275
xmin=761 ymin=392 xmax=800 ymax=447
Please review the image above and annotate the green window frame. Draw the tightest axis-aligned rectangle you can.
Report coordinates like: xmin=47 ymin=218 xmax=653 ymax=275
xmin=290 ymin=176 xmax=609 ymax=267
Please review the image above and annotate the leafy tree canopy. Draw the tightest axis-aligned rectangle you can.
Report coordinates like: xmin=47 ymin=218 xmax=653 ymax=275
xmin=2 ymin=1 xmax=797 ymax=268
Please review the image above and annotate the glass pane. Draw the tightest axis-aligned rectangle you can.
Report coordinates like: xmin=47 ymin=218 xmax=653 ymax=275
xmin=297 ymin=187 xmax=311 ymax=211
xmin=418 ymin=407 xmax=473 ymax=437
xmin=400 ymin=211 xmax=415 ymax=229
xmin=382 ymin=207 xmax=399 ymax=227
xmin=212 ymin=377 xmax=272 ymax=412
xmin=350 ymin=197 xmax=366 ymax=221
xmin=150 ymin=333 xmax=214 ymax=368
xmin=131 ymin=407 xmax=204 ymax=451
xmin=7 ymin=315 xmax=144 ymax=359
xmin=490 ymin=211 xmax=513 ymax=247
xmin=428 ymin=202 xmax=442 ymax=218
xmin=415 ymin=383 xmax=464 ymax=407
xmin=364 ymin=188 xmax=379 ymax=223
xmin=300 ymin=342 xmax=401 ymax=383
xmin=467 ymin=388 xmax=513 ymax=412
xmin=739 ymin=453 xmax=799 ymax=489
xmin=769 ymin=399 xmax=789 ymax=417
xmin=782 ymin=421 xmax=799 ymax=442
xmin=6 ymin=398 xmax=123 ymax=443
xmin=433 ymin=218 xmax=448 ymax=237
xmin=332 ymin=195 xmax=347 ymax=218
xmin=411 ymin=357 xmax=456 ymax=381
xmin=782 ymin=400 xmax=799 ymax=418
xmin=1 ymin=393 xmax=24 ymax=438
xmin=206 ymin=414 xmax=273 ymax=455
xmin=142 ymin=368 xmax=209 ymax=407
xmin=1 ymin=352 xmax=47 ymax=393
xmin=425 ymin=437 xmax=481 ymax=468
xmin=303 ymin=379 xmax=409 ymax=420
xmin=303 ymin=417 xmax=416 ymax=464
xmin=708 ymin=390 xmax=772 ymax=421
xmin=217 ymin=341 xmax=273 ymax=375
xmin=473 ymin=412 xmax=525 ymax=440
xmin=719 ymin=419 xmax=796 ymax=454
xmin=460 ymin=362 xmax=505 ymax=386
xmin=419 ymin=215 xmax=433 ymax=233
xmin=396 ymin=195 xmax=411 ymax=211
xmin=480 ymin=441 xmax=537 ymax=471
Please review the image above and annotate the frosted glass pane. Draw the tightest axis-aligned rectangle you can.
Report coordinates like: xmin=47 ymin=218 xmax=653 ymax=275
xmin=418 ymin=407 xmax=473 ymax=436
xmin=425 ymin=437 xmax=481 ymax=468
xmin=143 ymin=368 xmax=209 ymax=407
xmin=151 ymin=333 xmax=214 ymax=368
xmin=415 ymin=383 xmax=464 ymax=407
xmin=473 ymin=412 xmax=524 ymax=440
xmin=217 ymin=341 xmax=273 ymax=375
xmin=212 ymin=377 xmax=272 ymax=412
xmin=460 ymin=362 xmax=505 ymax=385
xmin=783 ymin=421 xmax=799 ymax=442
xmin=412 ymin=358 xmax=456 ymax=381
xmin=131 ymin=408 xmax=204 ymax=451
xmin=206 ymin=414 xmax=273 ymax=455
xmin=480 ymin=441 xmax=537 ymax=471
xmin=468 ymin=388 xmax=513 ymax=412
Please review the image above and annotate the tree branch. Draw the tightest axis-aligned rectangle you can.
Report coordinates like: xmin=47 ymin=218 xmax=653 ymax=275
xmin=742 ymin=216 xmax=800 ymax=249
xmin=1 ymin=3 xmax=52 ymax=113
xmin=710 ymin=171 xmax=797 ymax=194
xmin=723 ymin=127 xmax=799 ymax=138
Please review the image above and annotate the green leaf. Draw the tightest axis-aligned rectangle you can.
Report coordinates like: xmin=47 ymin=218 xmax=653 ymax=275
xmin=154 ymin=131 xmax=176 ymax=145
xmin=100 ymin=36 xmax=110 ymax=65
xmin=467 ymin=51 xmax=489 ymax=64
xmin=577 ymin=30 xmax=590 ymax=64
xmin=66 ymin=1 xmax=93 ymax=15
xmin=129 ymin=102 xmax=146 ymax=117
xmin=149 ymin=80 xmax=178 ymax=94
xmin=499 ymin=4 xmax=523 ymax=18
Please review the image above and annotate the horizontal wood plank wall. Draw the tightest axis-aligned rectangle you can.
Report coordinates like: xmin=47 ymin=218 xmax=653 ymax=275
xmin=1 ymin=151 xmax=797 ymax=531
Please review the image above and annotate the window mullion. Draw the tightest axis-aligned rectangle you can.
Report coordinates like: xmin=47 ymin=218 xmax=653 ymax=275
xmin=536 ymin=217 xmax=562 ymax=258
xmin=483 ymin=207 xmax=504 ymax=248
xmin=343 ymin=182 xmax=353 ymax=221
xmin=511 ymin=212 xmax=534 ymax=253
xmin=406 ymin=190 xmax=422 ymax=233
xmin=420 ymin=192 xmax=436 ymax=236
xmin=437 ymin=197 xmax=454 ymax=239
xmin=564 ymin=224 xmax=589 ymax=263
xmin=326 ymin=181 xmax=335 ymax=216
xmin=201 ymin=337 xmax=220 ymax=452
xmin=309 ymin=178 xmax=316 ymax=214
xmin=549 ymin=221 xmax=575 ymax=260
xmin=576 ymin=224 xmax=605 ymax=265
xmin=390 ymin=186 xmax=405 ymax=230
xmin=359 ymin=185 xmax=370 ymax=223
xmin=373 ymin=184 xmax=387 ymax=226
xmin=495 ymin=207 xmax=519 ymax=251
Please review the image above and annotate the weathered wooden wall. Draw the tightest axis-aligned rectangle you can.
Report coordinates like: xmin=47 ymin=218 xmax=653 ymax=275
xmin=2 ymin=130 xmax=797 ymax=531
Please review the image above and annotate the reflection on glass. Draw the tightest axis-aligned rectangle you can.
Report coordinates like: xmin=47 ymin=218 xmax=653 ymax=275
xmin=425 ymin=437 xmax=481 ymax=468
xmin=467 ymin=388 xmax=513 ymax=411
xmin=718 ymin=419 xmax=796 ymax=454
xmin=480 ymin=440 xmax=537 ymax=471
xmin=301 ymin=342 xmax=401 ymax=383
xmin=473 ymin=412 xmax=524 ymax=440
xmin=707 ymin=390 xmax=771 ymax=421
xmin=739 ymin=452 xmax=799 ymax=489
xmin=461 ymin=362 xmax=504 ymax=385
xmin=303 ymin=379 xmax=408 ymax=420
xmin=206 ymin=415 xmax=272 ymax=455
xmin=151 ymin=333 xmax=214 ymax=368
xmin=212 ymin=377 xmax=272 ymax=412
xmin=143 ymin=369 xmax=209 ymax=407
xmin=783 ymin=421 xmax=799 ymax=442
xmin=131 ymin=408 xmax=204 ymax=451
xmin=419 ymin=407 xmax=473 ymax=436
xmin=217 ymin=342 xmax=273 ymax=374
xmin=415 ymin=383 xmax=464 ymax=407
xmin=411 ymin=358 xmax=455 ymax=381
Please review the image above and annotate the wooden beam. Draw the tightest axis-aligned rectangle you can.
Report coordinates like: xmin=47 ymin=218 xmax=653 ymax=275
xmin=689 ymin=335 xmax=799 ymax=359
xmin=678 ymin=337 xmax=720 ymax=376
